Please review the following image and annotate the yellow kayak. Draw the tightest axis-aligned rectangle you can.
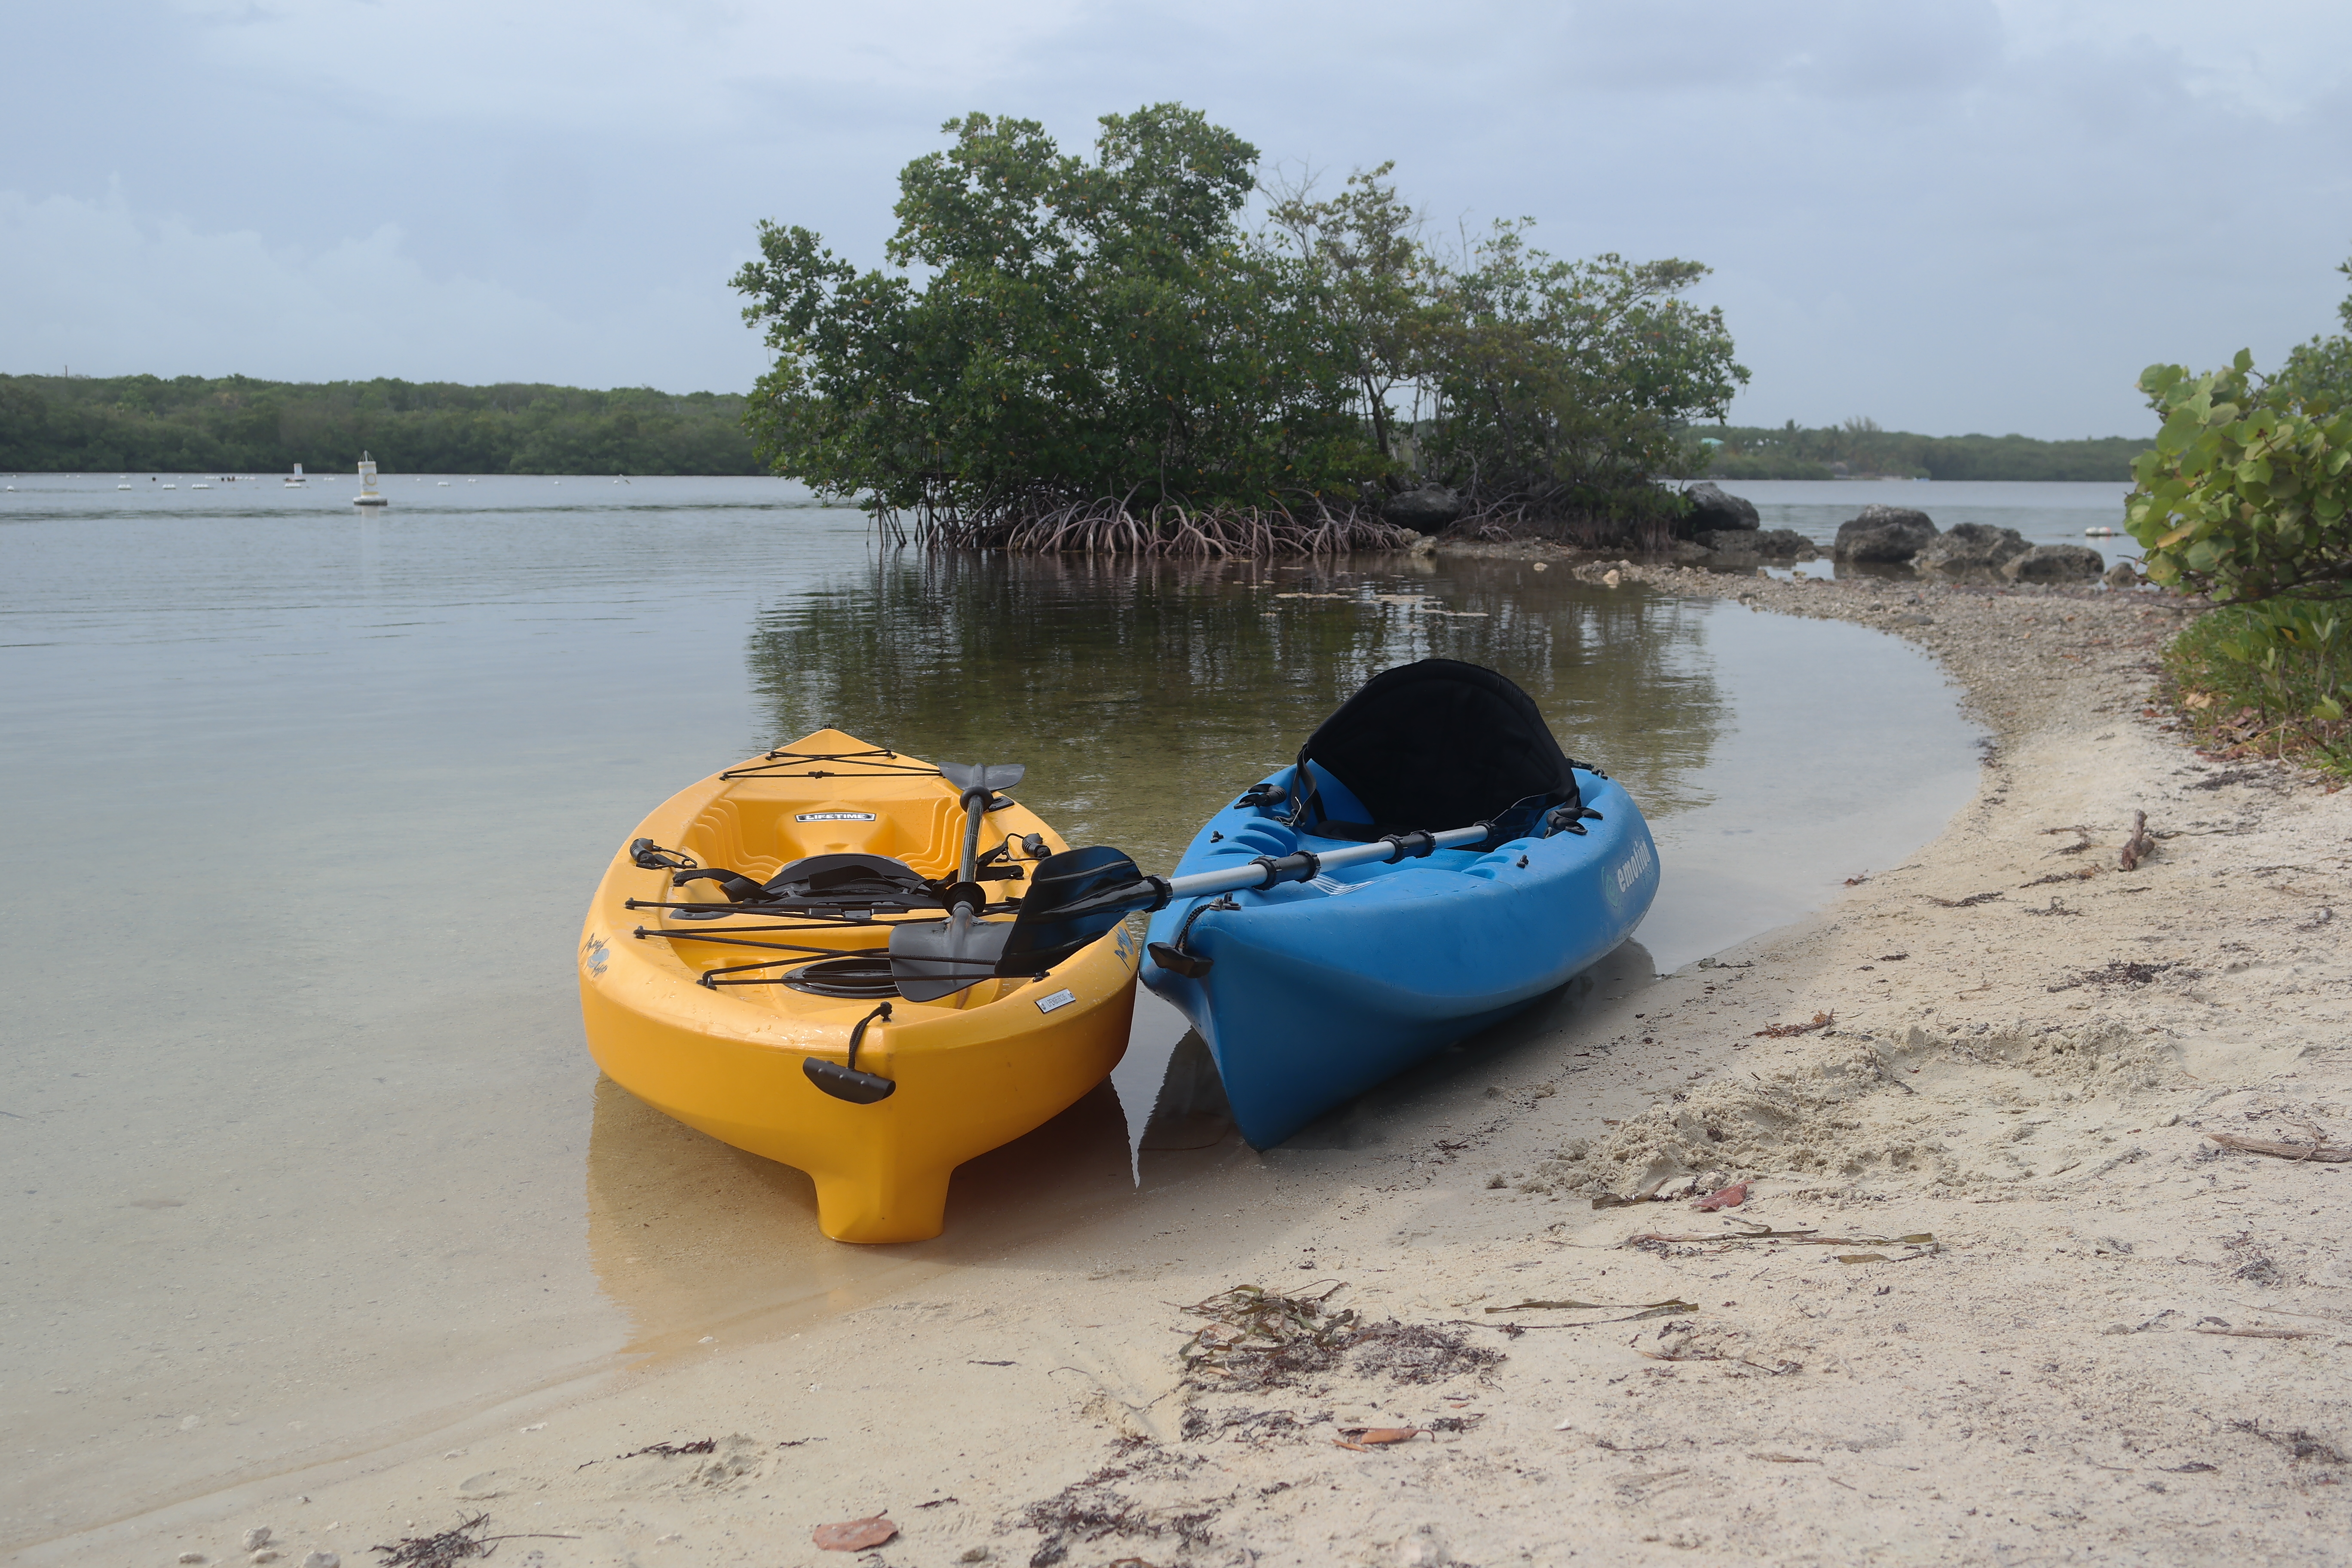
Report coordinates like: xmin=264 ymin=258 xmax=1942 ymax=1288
xmin=577 ymin=728 xmax=1139 ymax=1243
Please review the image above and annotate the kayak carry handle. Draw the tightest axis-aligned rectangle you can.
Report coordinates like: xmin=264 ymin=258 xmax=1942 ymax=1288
xmin=1148 ymin=942 xmax=1211 ymax=979
xmin=804 ymin=1002 xmax=897 ymax=1104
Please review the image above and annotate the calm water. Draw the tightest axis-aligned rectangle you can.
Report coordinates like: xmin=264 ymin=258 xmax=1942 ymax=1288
xmin=0 ymin=474 xmax=1981 ymax=1545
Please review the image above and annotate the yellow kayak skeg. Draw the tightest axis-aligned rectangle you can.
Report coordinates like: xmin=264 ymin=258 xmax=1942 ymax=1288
xmin=577 ymin=729 xmax=1139 ymax=1243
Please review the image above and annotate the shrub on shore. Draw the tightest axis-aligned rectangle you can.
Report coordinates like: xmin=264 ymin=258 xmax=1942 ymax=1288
xmin=2133 ymin=250 xmax=2351 ymax=774
xmin=2162 ymin=602 xmax=2350 ymax=775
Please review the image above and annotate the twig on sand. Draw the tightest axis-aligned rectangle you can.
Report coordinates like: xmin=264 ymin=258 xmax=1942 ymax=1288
xmin=2207 ymin=1131 xmax=2352 ymax=1163
xmin=2120 ymin=810 xmax=2156 ymax=871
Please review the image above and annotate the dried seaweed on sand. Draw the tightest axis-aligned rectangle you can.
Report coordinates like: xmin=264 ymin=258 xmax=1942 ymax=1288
xmin=372 ymin=1515 xmax=577 ymax=1568
xmin=1178 ymin=1285 xmax=1501 ymax=1390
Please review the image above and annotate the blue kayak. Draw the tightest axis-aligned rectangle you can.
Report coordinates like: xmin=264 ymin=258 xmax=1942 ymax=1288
xmin=1140 ymin=660 xmax=1659 ymax=1148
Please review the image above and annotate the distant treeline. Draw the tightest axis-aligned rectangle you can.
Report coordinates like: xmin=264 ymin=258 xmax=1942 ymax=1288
xmin=1697 ymin=419 xmax=2148 ymax=482
xmin=0 ymin=374 xmax=763 ymax=475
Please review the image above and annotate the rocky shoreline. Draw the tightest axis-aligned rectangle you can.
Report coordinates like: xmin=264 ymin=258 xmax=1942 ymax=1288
xmin=66 ymin=570 xmax=2352 ymax=1568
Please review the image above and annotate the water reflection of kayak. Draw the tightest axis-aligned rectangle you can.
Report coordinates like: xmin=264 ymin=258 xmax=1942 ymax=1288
xmin=1142 ymin=661 xmax=1659 ymax=1148
xmin=578 ymin=728 xmax=1139 ymax=1243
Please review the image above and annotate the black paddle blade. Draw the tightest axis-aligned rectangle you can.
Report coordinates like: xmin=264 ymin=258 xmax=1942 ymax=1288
xmin=995 ymin=845 xmax=1163 ymax=975
xmin=804 ymin=1057 xmax=896 ymax=1103
xmin=888 ymin=915 xmax=1014 ymax=1003
xmin=939 ymin=761 xmax=1026 ymax=798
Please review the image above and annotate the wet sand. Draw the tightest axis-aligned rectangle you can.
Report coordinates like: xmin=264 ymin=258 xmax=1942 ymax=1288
xmin=37 ymin=567 xmax=2352 ymax=1568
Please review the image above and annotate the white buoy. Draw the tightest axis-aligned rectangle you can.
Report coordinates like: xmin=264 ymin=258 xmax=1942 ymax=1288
xmin=353 ymin=453 xmax=388 ymax=508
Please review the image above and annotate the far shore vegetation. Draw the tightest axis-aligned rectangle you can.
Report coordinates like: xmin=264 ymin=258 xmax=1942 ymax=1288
xmin=2136 ymin=251 xmax=2352 ymax=776
xmin=0 ymin=374 xmax=761 ymax=476
xmin=1694 ymin=420 xmax=2147 ymax=482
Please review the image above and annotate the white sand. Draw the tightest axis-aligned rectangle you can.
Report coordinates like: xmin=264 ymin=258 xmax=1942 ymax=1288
xmin=54 ymin=570 xmax=2352 ymax=1568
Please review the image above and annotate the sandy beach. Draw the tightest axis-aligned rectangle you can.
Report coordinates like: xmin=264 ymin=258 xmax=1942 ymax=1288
xmin=59 ymin=565 xmax=2352 ymax=1568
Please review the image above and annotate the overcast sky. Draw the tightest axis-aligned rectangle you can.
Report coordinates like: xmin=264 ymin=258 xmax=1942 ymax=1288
xmin=6 ymin=0 xmax=2348 ymax=437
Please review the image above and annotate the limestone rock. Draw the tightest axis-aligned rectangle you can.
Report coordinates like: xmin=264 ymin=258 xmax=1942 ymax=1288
xmin=1682 ymin=480 xmax=1759 ymax=532
xmin=242 ymin=1530 xmax=272 ymax=1553
xmin=1381 ymin=485 xmax=1463 ymax=531
xmin=2003 ymin=543 xmax=2105 ymax=583
xmin=2102 ymin=559 xmax=2144 ymax=589
xmin=1833 ymin=505 xmax=1939 ymax=562
xmin=1700 ymin=527 xmax=1815 ymax=558
xmin=300 ymin=1554 xmax=340 ymax=1568
xmin=1914 ymin=521 xmax=2029 ymax=574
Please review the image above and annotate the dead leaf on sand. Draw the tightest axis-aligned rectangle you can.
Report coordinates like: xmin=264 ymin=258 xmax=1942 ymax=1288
xmin=1333 ymin=1427 xmax=1421 ymax=1451
xmin=812 ymin=1516 xmax=897 ymax=1551
xmin=1692 ymin=1181 xmax=1749 ymax=1211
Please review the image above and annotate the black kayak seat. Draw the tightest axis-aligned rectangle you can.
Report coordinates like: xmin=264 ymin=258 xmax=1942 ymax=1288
xmin=762 ymin=852 xmax=934 ymax=901
xmin=1291 ymin=658 xmax=1581 ymax=837
xmin=674 ymin=852 xmax=940 ymax=906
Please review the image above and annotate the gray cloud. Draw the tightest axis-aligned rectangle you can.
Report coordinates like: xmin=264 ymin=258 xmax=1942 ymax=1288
xmin=5 ymin=0 xmax=2346 ymax=435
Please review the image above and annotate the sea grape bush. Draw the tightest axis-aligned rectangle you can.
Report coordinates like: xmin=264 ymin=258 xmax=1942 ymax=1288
xmin=2135 ymin=255 xmax=2352 ymax=742
xmin=2126 ymin=351 xmax=2352 ymax=608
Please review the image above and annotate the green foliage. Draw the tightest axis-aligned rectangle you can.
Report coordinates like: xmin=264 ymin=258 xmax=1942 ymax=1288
xmin=2125 ymin=351 xmax=2352 ymax=603
xmin=2278 ymin=252 xmax=2352 ymax=406
xmin=0 ymin=374 xmax=760 ymax=474
xmin=2163 ymin=600 xmax=2351 ymax=775
xmin=734 ymin=105 xmax=1374 ymax=530
xmin=1691 ymin=419 xmax=2150 ymax=481
xmin=732 ymin=106 xmax=1746 ymax=545
xmin=1263 ymin=162 xmax=1431 ymax=466
xmin=1409 ymin=224 xmax=1744 ymax=527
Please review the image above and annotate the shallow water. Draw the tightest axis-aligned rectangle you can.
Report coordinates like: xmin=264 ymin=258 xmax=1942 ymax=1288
xmin=0 ymin=474 xmax=1980 ymax=1544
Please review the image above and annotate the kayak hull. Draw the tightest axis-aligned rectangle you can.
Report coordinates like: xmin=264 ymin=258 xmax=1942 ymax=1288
xmin=1142 ymin=763 xmax=1656 ymax=1147
xmin=579 ymin=729 xmax=1139 ymax=1243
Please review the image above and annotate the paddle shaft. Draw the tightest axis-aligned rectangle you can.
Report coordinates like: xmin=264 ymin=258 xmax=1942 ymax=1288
xmin=958 ymin=791 xmax=987 ymax=884
xmin=1160 ymin=824 xmax=1488 ymax=902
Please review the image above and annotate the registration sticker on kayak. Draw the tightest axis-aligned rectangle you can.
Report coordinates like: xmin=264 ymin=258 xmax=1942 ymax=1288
xmin=795 ymin=811 xmax=876 ymax=822
xmin=1035 ymin=988 xmax=1077 ymax=1014
xmin=1615 ymin=838 xmax=1654 ymax=893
